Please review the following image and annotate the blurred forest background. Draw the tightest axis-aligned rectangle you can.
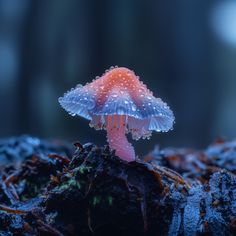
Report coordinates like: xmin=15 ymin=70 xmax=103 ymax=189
xmin=1 ymin=0 xmax=236 ymax=156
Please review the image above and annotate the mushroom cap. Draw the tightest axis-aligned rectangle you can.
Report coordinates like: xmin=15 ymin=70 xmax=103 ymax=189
xmin=59 ymin=67 xmax=175 ymax=140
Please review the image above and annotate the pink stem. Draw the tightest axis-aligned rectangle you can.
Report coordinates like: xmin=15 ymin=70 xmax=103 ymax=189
xmin=106 ymin=116 xmax=135 ymax=162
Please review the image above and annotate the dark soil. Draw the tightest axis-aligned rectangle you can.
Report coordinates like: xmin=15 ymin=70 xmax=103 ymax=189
xmin=0 ymin=136 xmax=236 ymax=235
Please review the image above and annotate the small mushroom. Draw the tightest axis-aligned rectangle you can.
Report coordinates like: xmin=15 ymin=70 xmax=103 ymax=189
xmin=59 ymin=67 xmax=174 ymax=162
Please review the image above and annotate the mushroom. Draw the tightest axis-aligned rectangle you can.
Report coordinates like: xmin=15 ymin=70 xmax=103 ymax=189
xmin=59 ymin=66 xmax=174 ymax=162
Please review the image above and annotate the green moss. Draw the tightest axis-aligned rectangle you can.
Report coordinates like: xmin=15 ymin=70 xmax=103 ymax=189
xmin=55 ymin=178 xmax=81 ymax=192
xmin=91 ymin=196 xmax=113 ymax=207
xmin=92 ymin=196 xmax=101 ymax=206
xmin=74 ymin=165 xmax=92 ymax=174
xmin=107 ymin=196 xmax=113 ymax=206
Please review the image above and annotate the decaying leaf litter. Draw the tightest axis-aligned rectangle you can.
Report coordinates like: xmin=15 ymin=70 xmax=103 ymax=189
xmin=0 ymin=136 xmax=236 ymax=235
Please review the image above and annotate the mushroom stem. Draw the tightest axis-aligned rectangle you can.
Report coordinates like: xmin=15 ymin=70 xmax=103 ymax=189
xmin=106 ymin=116 xmax=135 ymax=162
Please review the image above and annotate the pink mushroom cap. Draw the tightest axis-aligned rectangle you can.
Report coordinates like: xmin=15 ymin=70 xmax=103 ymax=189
xmin=59 ymin=66 xmax=174 ymax=161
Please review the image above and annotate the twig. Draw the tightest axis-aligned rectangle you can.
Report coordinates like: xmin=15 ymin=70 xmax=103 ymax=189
xmin=0 ymin=204 xmax=27 ymax=214
xmin=87 ymin=208 xmax=94 ymax=233
xmin=48 ymin=154 xmax=70 ymax=166
xmin=37 ymin=219 xmax=65 ymax=236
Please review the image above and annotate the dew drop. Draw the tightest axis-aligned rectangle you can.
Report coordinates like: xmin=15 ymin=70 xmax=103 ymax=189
xmin=117 ymin=107 xmax=126 ymax=115
xmin=76 ymin=84 xmax=83 ymax=88
xmin=131 ymin=105 xmax=136 ymax=111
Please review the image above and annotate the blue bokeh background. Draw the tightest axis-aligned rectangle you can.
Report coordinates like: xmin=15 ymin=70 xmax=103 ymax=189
xmin=0 ymin=0 xmax=236 ymax=156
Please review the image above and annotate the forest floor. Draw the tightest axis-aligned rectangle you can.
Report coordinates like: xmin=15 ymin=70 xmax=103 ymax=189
xmin=0 ymin=135 xmax=236 ymax=235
